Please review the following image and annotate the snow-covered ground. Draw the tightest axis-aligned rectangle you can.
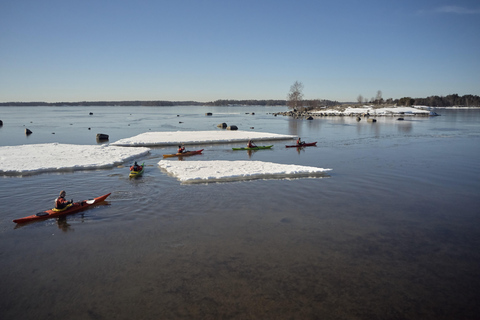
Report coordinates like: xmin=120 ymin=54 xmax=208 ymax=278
xmin=312 ymin=106 xmax=431 ymax=116
xmin=111 ymin=130 xmax=296 ymax=147
xmin=158 ymin=160 xmax=331 ymax=184
xmin=0 ymin=143 xmax=150 ymax=175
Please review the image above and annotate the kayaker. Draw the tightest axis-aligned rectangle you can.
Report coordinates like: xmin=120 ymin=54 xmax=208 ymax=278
xmin=130 ymin=161 xmax=142 ymax=171
xmin=297 ymin=137 xmax=305 ymax=145
xmin=247 ymin=139 xmax=257 ymax=148
xmin=178 ymin=145 xmax=186 ymax=153
xmin=55 ymin=190 xmax=73 ymax=209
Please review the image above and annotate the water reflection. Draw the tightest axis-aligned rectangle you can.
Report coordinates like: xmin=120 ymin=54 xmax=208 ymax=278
xmin=368 ymin=118 xmax=381 ymax=137
xmin=56 ymin=216 xmax=74 ymax=232
xmin=287 ymin=119 xmax=301 ymax=136
xmin=396 ymin=120 xmax=413 ymax=133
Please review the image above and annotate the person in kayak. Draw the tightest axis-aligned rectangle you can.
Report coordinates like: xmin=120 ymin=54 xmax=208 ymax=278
xmin=130 ymin=161 xmax=142 ymax=171
xmin=55 ymin=190 xmax=73 ymax=210
xmin=178 ymin=145 xmax=186 ymax=154
xmin=247 ymin=139 xmax=257 ymax=148
xmin=297 ymin=137 xmax=305 ymax=145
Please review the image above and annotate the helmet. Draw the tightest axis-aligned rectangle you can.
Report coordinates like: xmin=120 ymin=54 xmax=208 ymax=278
xmin=60 ymin=190 xmax=66 ymax=196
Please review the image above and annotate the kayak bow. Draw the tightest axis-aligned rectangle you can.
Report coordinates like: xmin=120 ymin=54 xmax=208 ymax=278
xmin=13 ymin=193 xmax=111 ymax=224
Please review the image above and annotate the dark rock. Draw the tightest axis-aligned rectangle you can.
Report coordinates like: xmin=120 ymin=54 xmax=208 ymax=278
xmin=227 ymin=125 xmax=238 ymax=130
xmin=367 ymin=118 xmax=377 ymax=123
xmin=217 ymin=123 xmax=227 ymax=128
xmin=25 ymin=128 xmax=32 ymax=135
xmin=356 ymin=117 xmax=361 ymax=121
xmin=397 ymin=117 xmax=404 ymax=121
xmin=205 ymin=112 xmax=212 ymax=116
xmin=89 ymin=112 xmax=93 ymax=115
xmin=96 ymin=133 xmax=109 ymax=140
xmin=0 ymin=120 xmax=3 ymax=126
xmin=306 ymin=116 xmax=313 ymax=120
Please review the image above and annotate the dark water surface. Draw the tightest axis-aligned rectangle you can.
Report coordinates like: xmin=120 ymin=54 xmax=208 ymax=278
xmin=1 ymin=106 xmax=479 ymax=319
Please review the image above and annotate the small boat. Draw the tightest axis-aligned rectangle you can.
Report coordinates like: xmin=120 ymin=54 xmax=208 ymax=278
xmin=163 ymin=149 xmax=204 ymax=158
xmin=232 ymin=145 xmax=273 ymax=151
xmin=13 ymin=193 xmax=111 ymax=224
xmin=129 ymin=162 xmax=145 ymax=178
xmin=285 ymin=142 xmax=317 ymax=148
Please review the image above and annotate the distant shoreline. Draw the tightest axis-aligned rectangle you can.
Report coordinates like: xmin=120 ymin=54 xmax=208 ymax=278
xmin=0 ymin=99 xmax=478 ymax=108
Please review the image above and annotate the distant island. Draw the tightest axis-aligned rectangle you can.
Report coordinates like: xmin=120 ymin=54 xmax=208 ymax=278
xmin=0 ymin=94 xmax=478 ymax=108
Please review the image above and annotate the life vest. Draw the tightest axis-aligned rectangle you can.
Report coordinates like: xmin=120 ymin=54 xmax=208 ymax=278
xmin=55 ymin=196 xmax=69 ymax=209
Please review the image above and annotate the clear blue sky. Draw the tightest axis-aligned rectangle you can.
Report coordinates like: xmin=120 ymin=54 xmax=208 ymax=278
xmin=1 ymin=0 xmax=479 ymax=102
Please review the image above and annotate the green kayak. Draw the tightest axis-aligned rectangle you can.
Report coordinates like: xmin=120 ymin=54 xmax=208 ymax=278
xmin=129 ymin=162 xmax=145 ymax=178
xmin=232 ymin=145 xmax=273 ymax=151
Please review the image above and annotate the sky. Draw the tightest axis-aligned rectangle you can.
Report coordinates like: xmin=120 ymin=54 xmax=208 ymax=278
xmin=1 ymin=0 xmax=479 ymax=103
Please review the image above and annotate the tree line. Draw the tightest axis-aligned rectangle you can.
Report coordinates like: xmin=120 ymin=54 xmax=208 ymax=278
xmin=357 ymin=91 xmax=480 ymax=107
xmin=203 ymin=99 xmax=287 ymax=106
xmin=404 ymin=94 xmax=480 ymax=107
xmin=1 ymin=94 xmax=478 ymax=108
xmin=0 ymin=100 xmax=203 ymax=107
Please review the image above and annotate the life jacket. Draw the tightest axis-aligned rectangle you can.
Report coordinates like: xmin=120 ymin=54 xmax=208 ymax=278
xmin=131 ymin=165 xmax=141 ymax=171
xmin=55 ymin=196 xmax=69 ymax=209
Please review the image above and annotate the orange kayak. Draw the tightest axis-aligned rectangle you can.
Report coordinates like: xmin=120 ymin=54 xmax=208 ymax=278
xmin=163 ymin=149 xmax=204 ymax=158
xmin=13 ymin=193 xmax=111 ymax=224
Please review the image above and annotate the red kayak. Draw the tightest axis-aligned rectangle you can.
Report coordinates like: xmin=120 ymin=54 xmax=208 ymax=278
xmin=285 ymin=142 xmax=317 ymax=148
xmin=13 ymin=193 xmax=111 ymax=224
xmin=163 ymin=149 xmax=204 ymax=158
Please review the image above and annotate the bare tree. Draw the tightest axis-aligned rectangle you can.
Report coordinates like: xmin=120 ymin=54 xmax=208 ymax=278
xmin=357 ymin=94 xmax=363 ymax=104
xmin=375 ymin=90 xmax=383 ymax=105
xmin=287 ymin=81 xmax=304 ymax=110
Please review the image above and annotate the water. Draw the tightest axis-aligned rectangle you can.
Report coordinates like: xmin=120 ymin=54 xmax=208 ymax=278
xmin=1 ymin=106 xmax=480 ymax=319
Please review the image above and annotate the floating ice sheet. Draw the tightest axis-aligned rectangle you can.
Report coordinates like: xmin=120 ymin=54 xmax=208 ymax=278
xmin=111 ymin=130 xmax=296 ymax=147
xmin=0 ymin=143 xmax=150 ymax=175
xmin=158 ymin=160 xmax=332 ymax=184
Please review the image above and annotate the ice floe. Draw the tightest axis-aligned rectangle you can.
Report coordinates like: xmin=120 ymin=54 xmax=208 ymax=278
xmin=158 ymin=160 xmax=332 ymax=184
xmin=0 ymin=143 xmax=150 ymax=175
xmin=111 ymin=130 xmax=296 ymax=147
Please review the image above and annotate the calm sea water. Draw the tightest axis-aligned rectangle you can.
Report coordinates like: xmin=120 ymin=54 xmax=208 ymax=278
xmin=1 ymin=106 xmax=479 ymax=320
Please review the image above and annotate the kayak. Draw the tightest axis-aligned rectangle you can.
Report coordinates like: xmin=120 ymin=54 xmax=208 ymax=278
xmin=13 ymin=193 xmax=111 ymax=224
xmin=285 ymin=142 xmax=317 ymax=148
xmin=232 ymin=145 xmax=273 ymax=150
xmin=163 ymin=149 xmax=204 ymax=158
xmin=129 ymin=162 xmax=145 ymax=178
